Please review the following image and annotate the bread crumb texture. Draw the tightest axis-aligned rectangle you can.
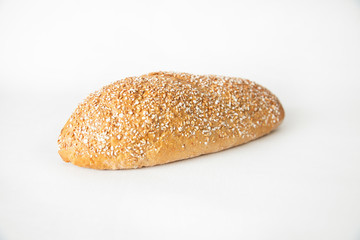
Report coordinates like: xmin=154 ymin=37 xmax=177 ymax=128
xmin=58 ymin=72 xmax=284 ymax=169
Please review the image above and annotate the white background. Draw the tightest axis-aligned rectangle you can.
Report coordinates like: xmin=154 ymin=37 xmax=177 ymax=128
xmin=1 ymin=0 xmax=360 ymax=239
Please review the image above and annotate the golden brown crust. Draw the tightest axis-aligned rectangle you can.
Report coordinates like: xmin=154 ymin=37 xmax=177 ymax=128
xmin=58 ymin=72 xmax=284 ymax=169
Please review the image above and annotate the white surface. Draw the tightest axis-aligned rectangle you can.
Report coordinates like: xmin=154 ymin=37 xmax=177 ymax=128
xmin=1 ymin=0 xmax=360 ymax=239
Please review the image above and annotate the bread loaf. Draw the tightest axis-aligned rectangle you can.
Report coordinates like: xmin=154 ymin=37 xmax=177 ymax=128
xmin=58 ymin=72 xmax=284 ymax=169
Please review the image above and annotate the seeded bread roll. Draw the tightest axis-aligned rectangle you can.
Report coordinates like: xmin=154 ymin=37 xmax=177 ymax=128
xmin=58 ymin=72 xmax=284 ymax=169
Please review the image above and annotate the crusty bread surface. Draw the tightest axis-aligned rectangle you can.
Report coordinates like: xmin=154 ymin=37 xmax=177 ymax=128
xmin=58 ymin=72 xmax=284 ymax=169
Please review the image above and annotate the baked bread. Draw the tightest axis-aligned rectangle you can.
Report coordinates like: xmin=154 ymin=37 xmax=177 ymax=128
xmin=58 ymin=71 xmax=284 ymax=169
